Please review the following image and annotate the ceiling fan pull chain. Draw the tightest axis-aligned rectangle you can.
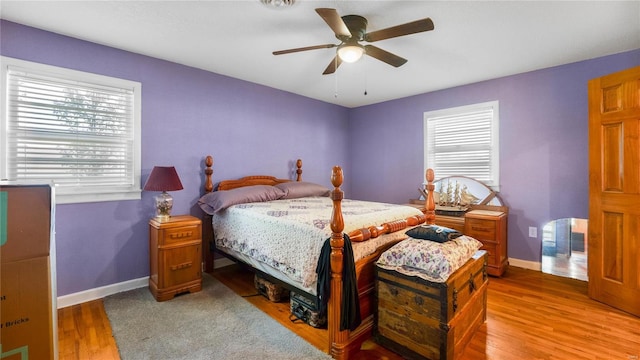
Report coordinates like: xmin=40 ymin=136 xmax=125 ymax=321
xmin=364 ymin=58 xmax=368 ymax=96
xmin=334 ymin=56 xmax=339 ymax=98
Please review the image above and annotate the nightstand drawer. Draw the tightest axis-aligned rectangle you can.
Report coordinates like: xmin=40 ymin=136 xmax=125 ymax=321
xmin=159 ymin=244 xmax=201 ymax=288
xmin=162 ymin=225 xmax=201 ymax=245
xmin=465 ymin=218 xmax=496 ymax=239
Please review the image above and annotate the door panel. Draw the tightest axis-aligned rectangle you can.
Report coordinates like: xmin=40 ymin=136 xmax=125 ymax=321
xmin=588 ymin=65 xmax=640 ymax=317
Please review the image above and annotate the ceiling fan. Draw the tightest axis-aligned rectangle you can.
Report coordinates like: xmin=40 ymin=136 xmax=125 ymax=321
xmin=273 ymin=8 xmax=434 ymax=75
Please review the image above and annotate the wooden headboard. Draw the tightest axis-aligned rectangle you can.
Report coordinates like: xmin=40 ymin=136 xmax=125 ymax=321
xmin=204 ymin=156 xmax=302 ymax=193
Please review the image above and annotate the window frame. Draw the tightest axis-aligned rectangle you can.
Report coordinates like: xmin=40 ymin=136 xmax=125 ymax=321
xmin=1 ymin=56 xmax=142 ymax=204
xmin=423 ymin=101 xmax=500 ymax=190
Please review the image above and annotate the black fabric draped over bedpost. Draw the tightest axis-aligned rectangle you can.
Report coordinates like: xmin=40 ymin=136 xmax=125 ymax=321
xmin=316 ymin=234 xmax=361 ymax=331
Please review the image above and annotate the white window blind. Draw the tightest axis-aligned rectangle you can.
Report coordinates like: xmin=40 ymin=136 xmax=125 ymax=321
xmin=1 ymin=57 xmax=141 ymax=203
xmin=424 ymin=101 xmax=499 ymax=188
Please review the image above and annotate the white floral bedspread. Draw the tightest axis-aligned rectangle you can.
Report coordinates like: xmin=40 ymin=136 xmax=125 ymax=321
xmin=213 ymin=197 xmax=423 ymax=289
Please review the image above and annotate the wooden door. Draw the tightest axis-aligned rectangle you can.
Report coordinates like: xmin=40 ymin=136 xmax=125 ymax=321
xmin=588 ymin=65 xmax=640 ymax=317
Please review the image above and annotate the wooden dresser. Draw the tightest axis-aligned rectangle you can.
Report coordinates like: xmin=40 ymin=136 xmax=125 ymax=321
xmin=464 ymin=209 xmax=508 ymax=277
xmin=149 ymin=215 xmax=202 ymax=301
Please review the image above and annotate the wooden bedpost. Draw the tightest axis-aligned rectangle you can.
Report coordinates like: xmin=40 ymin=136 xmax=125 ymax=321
xmin=202 ymin=155 xmax=214 ymax=272
xmin=204 ymin=155 xmax=214 ymax=193
xmin=328 ymin=166 xmax=348 ymax=359
xmin=425 ymin=168 xmax=436 ymax=225
xmin=296 ymin=159 xmax=303 ymax=181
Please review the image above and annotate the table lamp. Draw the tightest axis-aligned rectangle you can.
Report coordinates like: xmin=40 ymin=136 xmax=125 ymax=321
xmin=143 ymin=166 xmax=184 ymax=221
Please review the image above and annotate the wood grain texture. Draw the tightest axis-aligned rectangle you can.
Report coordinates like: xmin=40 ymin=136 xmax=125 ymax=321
xmin=588 ymin=65 xmax=640 ymax=317
xmin=57 ymin=300 xmax=120 ymax=360
xmin=57 ymin=266 xmax=640 ymax=359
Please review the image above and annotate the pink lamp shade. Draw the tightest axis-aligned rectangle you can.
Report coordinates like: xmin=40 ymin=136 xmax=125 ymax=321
xmin=143 ymin=166 xmax=183 ymax=221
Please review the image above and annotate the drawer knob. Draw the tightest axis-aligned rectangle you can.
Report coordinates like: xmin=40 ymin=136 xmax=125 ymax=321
xmin=389 ymin=287 xmax=399 ymax=296
xmin=414 ymin=296 xmax=424 ymax=306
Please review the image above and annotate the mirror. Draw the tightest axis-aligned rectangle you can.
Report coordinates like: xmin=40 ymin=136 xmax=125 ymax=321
xmin=541 ymin=218 xmax=588 ymax=281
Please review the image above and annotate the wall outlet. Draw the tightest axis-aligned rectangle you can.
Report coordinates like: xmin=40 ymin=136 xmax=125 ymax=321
xmin=528 ymin=227 xmax=537 ymax=238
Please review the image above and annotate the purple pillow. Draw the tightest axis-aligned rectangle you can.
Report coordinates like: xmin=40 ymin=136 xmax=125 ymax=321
xmin=274 ymin=181 xmax=331 ymax=199
xmin=198 ymin=185 xmax=285 ymax=214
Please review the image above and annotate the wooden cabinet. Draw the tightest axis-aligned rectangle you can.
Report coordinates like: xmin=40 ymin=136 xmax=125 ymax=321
xmin=149 ymin=215 xmax=202 ymax=301
xmin=465 ymin=210 xmax=508 ymax=277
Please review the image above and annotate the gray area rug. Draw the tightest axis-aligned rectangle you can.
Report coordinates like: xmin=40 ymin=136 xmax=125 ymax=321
xmin=104 ymin=274 xmax=332 ymax=360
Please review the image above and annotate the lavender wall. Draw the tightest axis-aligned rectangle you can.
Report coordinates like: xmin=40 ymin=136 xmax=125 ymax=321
xmin=1 ymin=20 xmax=350 ymax=296
xmin=348 ymin=49 xmax=640 ymax=262
xmin=3 ymin=19 xmax=639 ymax=296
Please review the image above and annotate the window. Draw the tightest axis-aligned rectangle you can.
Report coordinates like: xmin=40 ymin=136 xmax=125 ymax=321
xmin=1 ymin=57 xmax=141 ymax=204
xmin=424 ymin=101 xmax=499 ymax=189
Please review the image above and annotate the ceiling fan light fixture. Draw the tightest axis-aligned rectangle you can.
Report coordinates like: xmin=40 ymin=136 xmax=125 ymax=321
xmin=337 ymin=43 xmax=365 ymax=63
xmin=260 ymin=0 xmax=295 ymax=8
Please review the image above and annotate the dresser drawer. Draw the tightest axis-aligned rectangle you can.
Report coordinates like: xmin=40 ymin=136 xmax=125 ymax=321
xmin=161 ymin=224 xmax=201 ymax=245
xmin=479 ymin=242 xmax=497 ymax=265
xmin=465 ymin=218 xmax=496 ymax=240
xmin=435 ymin=215 xmax=466 ymax=233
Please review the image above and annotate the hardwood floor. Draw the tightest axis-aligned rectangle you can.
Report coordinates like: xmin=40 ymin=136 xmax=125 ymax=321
xmin=58 ymin=300 xmax=120 ymax=360
xmin=58 ymin=266 xmax=640 ymax=360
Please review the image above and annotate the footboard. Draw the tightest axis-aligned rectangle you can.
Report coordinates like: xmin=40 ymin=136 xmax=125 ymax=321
xmin=327 ymin=168 xmax=435 ymax=359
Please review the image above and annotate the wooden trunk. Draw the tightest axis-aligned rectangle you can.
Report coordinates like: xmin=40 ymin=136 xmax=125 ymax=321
xmin=374 ymin=250 xmax=488 ymax=360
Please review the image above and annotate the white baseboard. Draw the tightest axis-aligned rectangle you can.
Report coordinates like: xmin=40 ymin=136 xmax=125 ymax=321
xmin=57 ymin=276 xmax=148 ymax=309
xmin=509 ymin=258 xmax=541 ymax=271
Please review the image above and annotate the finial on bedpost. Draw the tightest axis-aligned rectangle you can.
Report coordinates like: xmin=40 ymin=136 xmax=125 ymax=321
xmin=425 ymin=168 xmax=436 ymax=225
xmin=330 ymin=166 xmax=344 ymax=234
xmin=296 ymin=159 xmax=303 ymax=182
xmin=204 ymin=155 xmax=214 ymax=193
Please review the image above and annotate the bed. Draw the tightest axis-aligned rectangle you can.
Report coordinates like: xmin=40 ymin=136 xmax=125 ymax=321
xmin=198 ymin=155 xmax=485 ymax=359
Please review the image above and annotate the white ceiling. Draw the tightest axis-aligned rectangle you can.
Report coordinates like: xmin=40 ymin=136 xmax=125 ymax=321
xmin=1 ymin=1 xmax=639 ymax=108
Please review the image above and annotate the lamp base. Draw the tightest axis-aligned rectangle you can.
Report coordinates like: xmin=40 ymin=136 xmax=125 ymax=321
xmin=154 ymin=191 xmax=173 ymax=221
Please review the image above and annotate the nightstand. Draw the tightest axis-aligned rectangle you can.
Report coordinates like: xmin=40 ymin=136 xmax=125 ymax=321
xmin=149 ymin=215 xmax=202 ymax=301
xmin=464 ymin=209 xmax=508 ymax=277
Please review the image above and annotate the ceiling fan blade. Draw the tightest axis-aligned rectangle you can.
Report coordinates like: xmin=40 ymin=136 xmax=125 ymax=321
xmin=316 ymin=8 xmax=351 ymax=38
xmin=364 ymin=18 xmax=434 ymax=42
xmin=322 ymin=55 xmax=343 ymax=75
xmin=364 ymin=45 xmax=407 ymax=67
xmin=273 ymin=44 xmax=337 ymax=55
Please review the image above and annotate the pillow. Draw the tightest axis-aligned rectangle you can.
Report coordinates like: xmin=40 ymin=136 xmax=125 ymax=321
xmin=405 ymin=225 xmax=462 ymax=243
xmin=274 ymin=181 xmax=331 ymax=199
xmin=198 ymin=185 xmax=285 ymax=214
xmin=376 ymin=236 xmax=483 ymax=282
